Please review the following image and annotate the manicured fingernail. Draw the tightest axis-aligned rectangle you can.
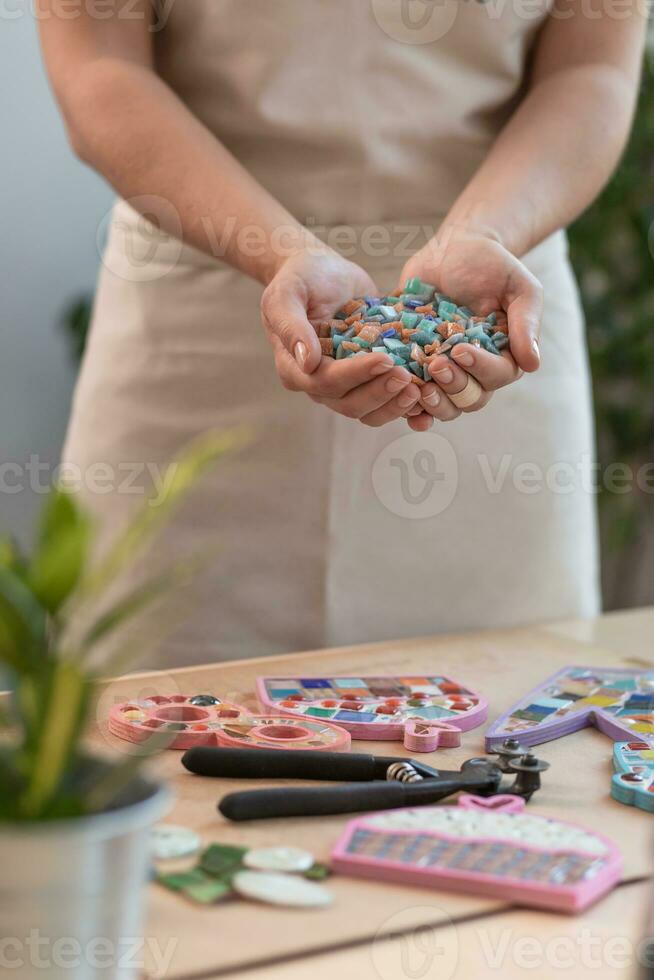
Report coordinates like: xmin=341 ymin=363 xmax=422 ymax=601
xmin=422 ymin=389 xmax=441 ymax=407
xmin=433 ymin=365 xmax=453 ymax=384
xmin=370 ymin=357 xmax=395 ymax=375
xmin=386 ymin=375 xmax=410 ymax=393
xmin=532 ymin=339 xmax=540 ymax=360
xmin=453 ymin=350 xmax=474 ymax=367
xmin=294 ymin=341 xmax=307 ymax=370
xmin=398 ymin=387 xmax=419 ymax=408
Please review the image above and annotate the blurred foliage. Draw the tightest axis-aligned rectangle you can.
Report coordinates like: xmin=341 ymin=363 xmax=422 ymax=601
xmin=0 ymin=432 xmax=239 ymax=822
xmin=60 ymin=296 xmax=93 ymax=363
xmin=568 ymin=47 xmax=654 ymax=602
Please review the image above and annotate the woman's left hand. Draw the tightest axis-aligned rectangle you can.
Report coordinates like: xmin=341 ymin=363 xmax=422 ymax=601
xmin=399 ymin=231 xmax=544 ymax=431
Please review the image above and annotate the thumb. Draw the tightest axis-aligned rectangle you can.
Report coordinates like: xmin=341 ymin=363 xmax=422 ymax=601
xmin=506 ymin=269 xmax=543 ymax=373
xmin=261 ymin=281 xmax=322 ymax=374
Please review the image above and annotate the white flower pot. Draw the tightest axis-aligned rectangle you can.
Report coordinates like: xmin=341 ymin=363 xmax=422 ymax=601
xmin=0 ymin=772 xmax=170 ymax=980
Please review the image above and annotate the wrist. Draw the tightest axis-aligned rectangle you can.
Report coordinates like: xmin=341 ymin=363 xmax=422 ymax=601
xmin=438 ymin=197 xmax=542 ymax=258
xmin=257 ymin=225 xmax=331 ymax=286
xmin=437 ymin=215 xmax=506 ymax=252
xmin=405 ymin=223 xmax=498 ymax=283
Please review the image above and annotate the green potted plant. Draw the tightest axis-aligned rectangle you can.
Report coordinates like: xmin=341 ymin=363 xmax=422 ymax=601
xmin=0 ymin=431 xmax=236 ymax=980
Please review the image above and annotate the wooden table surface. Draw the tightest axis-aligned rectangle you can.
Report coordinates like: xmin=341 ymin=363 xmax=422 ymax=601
xmin=214 ymin=879 xmax=651 ymax=980
xmin=94 ymin=607 xmax=654 ymax=980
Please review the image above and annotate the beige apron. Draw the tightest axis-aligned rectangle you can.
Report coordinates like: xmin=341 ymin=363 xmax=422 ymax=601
xmin=63 ymin=0 xmax=600 ymax=666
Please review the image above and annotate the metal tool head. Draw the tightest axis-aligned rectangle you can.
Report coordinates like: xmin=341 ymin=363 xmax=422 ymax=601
xmin=386 ymin=756 xmax=501 ymax=784
xmin=385 ymin=758 xmax=442 ymax=780
xmin=408 ymin=759 xmax=443 ymax=779
xmin=503 ymin=751 xmax=550 ymax=800
xmin=486 ymin=737 xmax=530 ymax=771
xmin=505 ymin=752 xmax=550 ymax=775
xmin=386 ymin=761 xmax=423 ymax=783
xmin=384 ymin=748 xmax=548 ymax=804
xmin=464 ymin=742 xmax=550 ymax=802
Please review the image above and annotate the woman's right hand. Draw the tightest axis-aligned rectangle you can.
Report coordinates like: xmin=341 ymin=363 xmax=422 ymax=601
xmin=261 ymin=248 xmax=422 ymax=426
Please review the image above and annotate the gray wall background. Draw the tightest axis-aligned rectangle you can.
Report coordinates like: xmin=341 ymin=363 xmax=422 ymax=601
xmin=0 ymin=15 xmax=113 ymax=546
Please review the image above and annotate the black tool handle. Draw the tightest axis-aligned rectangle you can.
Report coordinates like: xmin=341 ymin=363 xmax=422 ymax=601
xmin=182 ymin=746 xmax=392 ymax=781
xmin=219 ymin=771 xmax=499 ymax=821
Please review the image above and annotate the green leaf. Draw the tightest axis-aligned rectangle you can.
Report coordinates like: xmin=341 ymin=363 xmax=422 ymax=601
xmin=0 ymin=538 xmax=15 ymax=569
xmin=0 ymin=537 xmax=27 ymax=578
xmin=87 ymin=602 xmax=188 ymax=685
xmin=200 ymin=843 xmax=248 ymax=877
xmin=157 ymin=869 xmax=232 ymax=904
xmin=183 ymin=876 xmax=232 ymax=904
xmin=37 ymin=486 xmax=80 ymax=550
xmin=31 ymin=793 xmax=87 ymax=821
xmin=0 ymin=747 xmax=25 ymax=820
xmin=304 ymin=862 xmax=331 ymax=880
xmin=27 ymin=489 xmax=92 ymax=615
xmin=78 ymin=553 xmax=209 ymax=654
xmin=75 ymin=429 xmax=244 ymax=605
xmin=0 ymin=600 xmax=27 ymax=673
xmin=0 ymin=568 xmax=46 ymax=672
xmin=60 ymin=295 xmax=92 ymax=363
xmin=20 ymin=659 xmax=88 ymax=818
xmin=13 ymin=671 xmax=53 ymax=759
xmin=157 ymin=868 xmax=208 ymax=891
xmin=1 ymin=433 xmax=247 ymax=822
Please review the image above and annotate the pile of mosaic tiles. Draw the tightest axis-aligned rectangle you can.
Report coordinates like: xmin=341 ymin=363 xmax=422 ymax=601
xmin=317 ymin=277 xmax=509 ymax=384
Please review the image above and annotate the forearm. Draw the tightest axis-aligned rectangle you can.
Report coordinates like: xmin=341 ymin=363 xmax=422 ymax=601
xmin=442 ymin=66 xmax=641 ymax=255
xmin=440 ymin=3 xmax=646 ymax=257
xmin=55 ymin=58 xmax=313 ymax=285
